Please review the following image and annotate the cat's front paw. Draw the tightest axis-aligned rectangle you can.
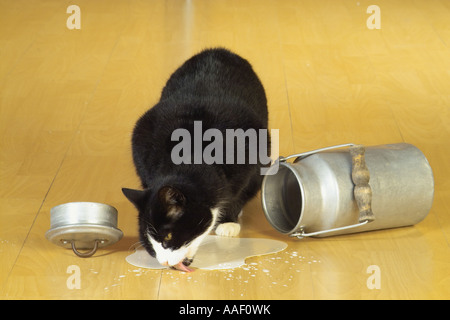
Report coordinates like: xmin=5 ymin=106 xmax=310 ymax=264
xmin=215 ymin=222 xmax=241 ymax=237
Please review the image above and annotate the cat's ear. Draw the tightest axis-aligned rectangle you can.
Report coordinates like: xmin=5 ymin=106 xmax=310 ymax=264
xmin=122 ymin=188 xmax=148 ymax=210
xmin=158 ymin=186 xmax=186 ymax=207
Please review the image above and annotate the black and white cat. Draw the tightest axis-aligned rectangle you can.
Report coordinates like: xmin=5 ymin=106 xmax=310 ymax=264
xmin=122 ymin=48 xmax=269 ymax=271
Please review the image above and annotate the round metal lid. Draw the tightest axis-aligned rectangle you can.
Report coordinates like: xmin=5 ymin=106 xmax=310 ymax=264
xmin=45 ymin=202 xmax=123 ymax=257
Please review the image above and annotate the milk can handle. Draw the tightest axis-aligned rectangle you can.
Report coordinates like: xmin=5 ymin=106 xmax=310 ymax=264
xmin=282 ymin=144 xmax=375 ymax=238
xmin=279 ymin=143 xmax=356 ymax=162
xmin=349 ymin=145 xmax=375 ymax=223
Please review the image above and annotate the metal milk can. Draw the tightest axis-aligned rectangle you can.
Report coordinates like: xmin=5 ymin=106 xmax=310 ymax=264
xmin=261 ymin=143 xmax=434 ymax=238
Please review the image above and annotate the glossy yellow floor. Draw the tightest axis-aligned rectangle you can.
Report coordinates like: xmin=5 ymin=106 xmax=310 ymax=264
xmin=1 ymin=0 xmax=449 ymax=300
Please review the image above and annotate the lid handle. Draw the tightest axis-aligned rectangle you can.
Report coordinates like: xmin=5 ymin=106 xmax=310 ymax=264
xmin=70 ymin=240 xmax=100 ymax=258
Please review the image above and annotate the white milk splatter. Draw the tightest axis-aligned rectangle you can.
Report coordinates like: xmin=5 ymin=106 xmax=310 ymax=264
xmin=126 ymin=235 xmax=287 ymax=270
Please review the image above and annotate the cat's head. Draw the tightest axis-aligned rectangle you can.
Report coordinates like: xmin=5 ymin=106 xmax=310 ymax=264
xmin=122 ymin=185 xmax=219 ymax=267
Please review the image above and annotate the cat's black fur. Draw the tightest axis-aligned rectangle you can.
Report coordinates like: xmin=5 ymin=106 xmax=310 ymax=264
xmin=122 ymin=48 xmax=269 ymax=267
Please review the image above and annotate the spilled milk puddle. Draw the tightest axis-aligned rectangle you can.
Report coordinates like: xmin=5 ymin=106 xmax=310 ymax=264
xmin=126 ymin=235 xmax=287 ymax=270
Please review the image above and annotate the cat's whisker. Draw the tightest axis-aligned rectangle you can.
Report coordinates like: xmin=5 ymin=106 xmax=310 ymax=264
xmin=146 ymin=223 xmax=157 ymax=234
xmin=128 ymin=241 xmax=143 ymax=251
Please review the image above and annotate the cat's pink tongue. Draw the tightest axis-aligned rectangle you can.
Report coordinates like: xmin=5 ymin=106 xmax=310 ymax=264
xmin=174 ymin=262 xmax=194 ymax=273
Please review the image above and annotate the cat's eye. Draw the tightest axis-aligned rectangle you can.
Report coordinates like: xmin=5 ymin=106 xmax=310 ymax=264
xmin=164 ymin=232 xmax=172 ymax=241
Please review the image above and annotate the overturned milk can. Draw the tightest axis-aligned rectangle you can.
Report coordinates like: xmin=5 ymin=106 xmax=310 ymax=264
xmin=261 ymin=143 xmax=434 ymax=238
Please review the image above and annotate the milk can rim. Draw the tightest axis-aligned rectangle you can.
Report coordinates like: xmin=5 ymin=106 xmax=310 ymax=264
xmin=261 ymin=161 xmax=306 ymax=235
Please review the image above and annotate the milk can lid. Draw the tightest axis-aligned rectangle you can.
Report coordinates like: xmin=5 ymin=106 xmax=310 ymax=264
xmin=45 ymin=202 xmax=123 ymax=257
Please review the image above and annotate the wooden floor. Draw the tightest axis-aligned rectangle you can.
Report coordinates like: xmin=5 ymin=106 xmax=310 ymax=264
xmin=1 ymin=0 xmax=449 ymax=300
